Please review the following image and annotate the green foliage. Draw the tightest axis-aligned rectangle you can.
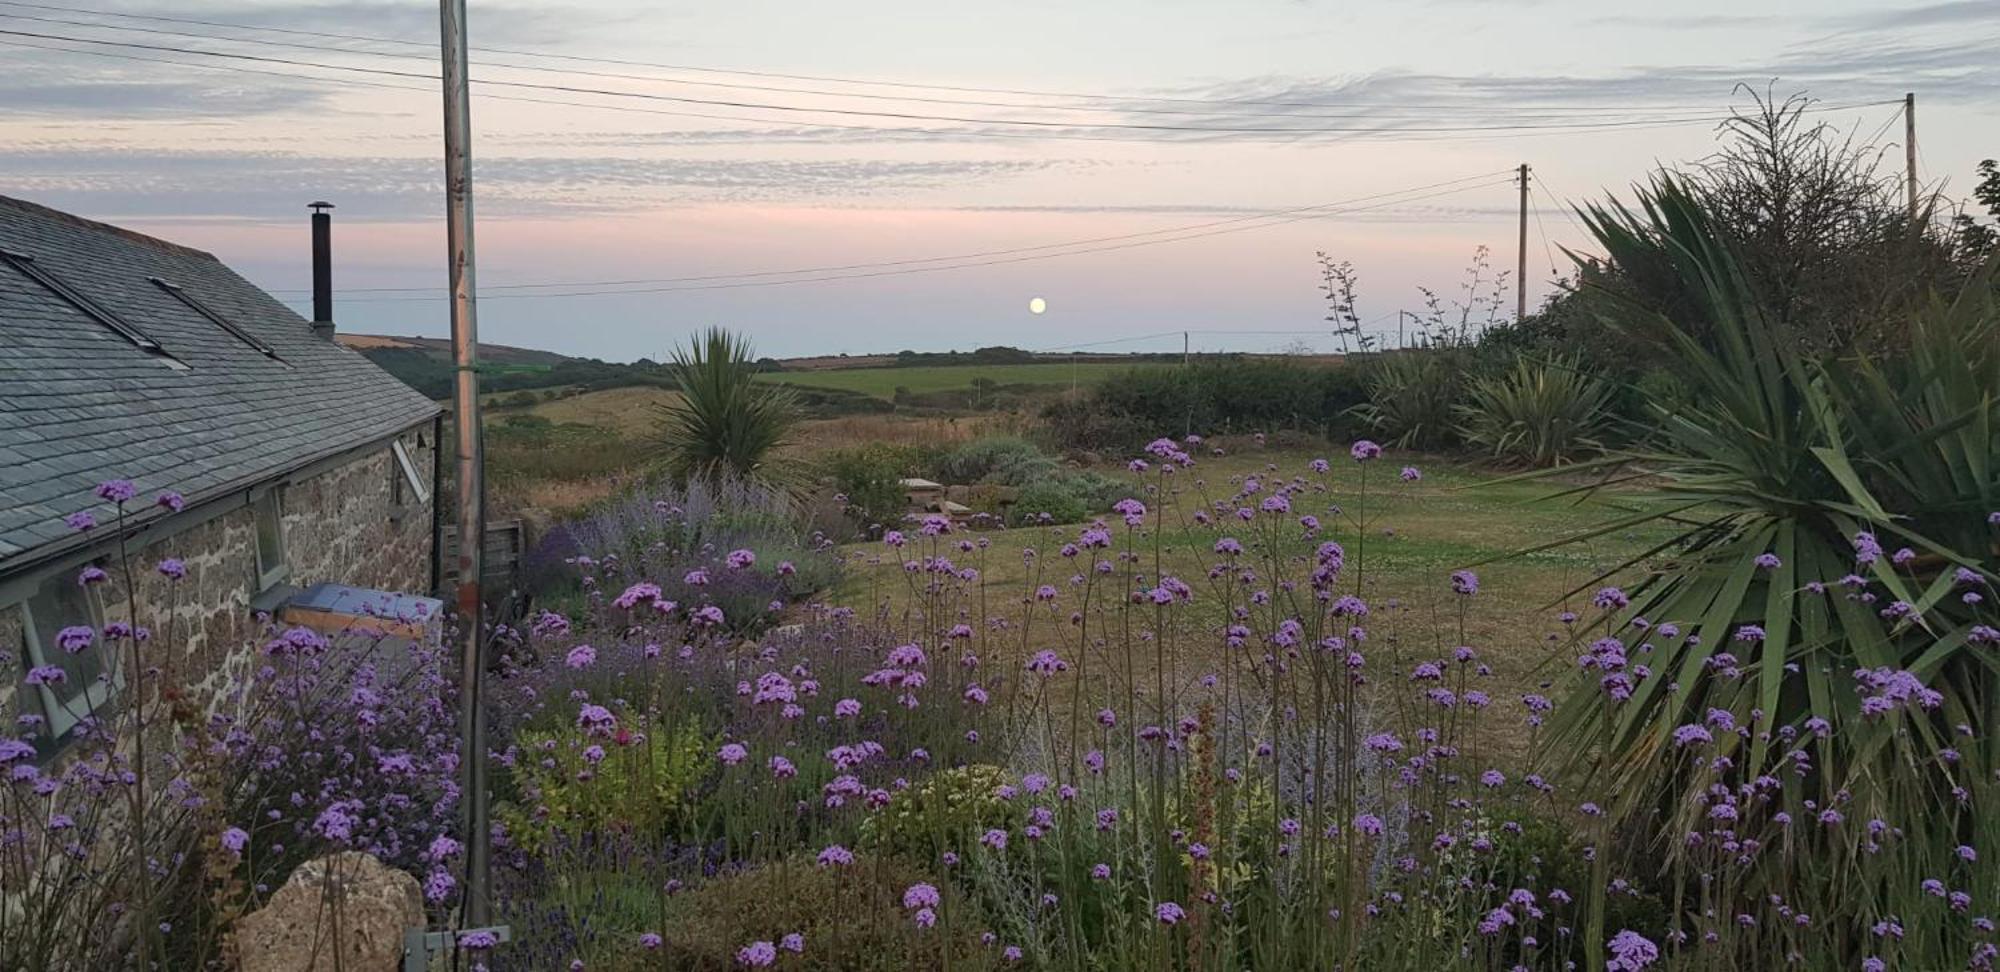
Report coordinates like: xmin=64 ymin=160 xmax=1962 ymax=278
xmin=1009 ymin=472 xmax=1125 ymax=527
xmin=859 ymin=764 xmax=1014 ymax=858
xmin=937 ymin=438 xmax=1059 ymax=486
xmin=1353 ymin=351 xmax=1467 ymax=449
xmin=656 ymin=327 xmax=798 ymax=484
xmin=1045 ymin=358 xmax=1371 ymax=451
xmin=1456 ymin=356 xmax=1613 ymax=467
xmin=820 ymin=443 xmax=939 ymax=533
xmin=359 ymin=345 xmax=674 ymax=400
xmin=1538 ymin=175 xmax=1999 ymax=876
xmin=498 ymin=719 xmax=713 ymax=855
xmin=652 ymin=858 xmax=989 ymax=971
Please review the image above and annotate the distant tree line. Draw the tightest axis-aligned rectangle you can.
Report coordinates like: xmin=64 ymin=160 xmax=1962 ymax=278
xmin=360 ymin=347 xmax=676 ymax=400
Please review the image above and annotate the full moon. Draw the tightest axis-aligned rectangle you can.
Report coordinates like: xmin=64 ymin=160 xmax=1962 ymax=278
xmin=1028 ymin=297 xmax=1047 ymax=314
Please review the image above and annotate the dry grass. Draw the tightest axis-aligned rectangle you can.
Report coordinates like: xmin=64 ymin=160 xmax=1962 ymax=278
xmin=781 ymin=413 xmax=1031 ymax=457
xmin=526 ymin=386 xmax=681 ymax=439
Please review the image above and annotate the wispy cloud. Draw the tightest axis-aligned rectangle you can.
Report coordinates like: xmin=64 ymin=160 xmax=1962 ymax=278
xmin=0 ymin=147 xmax=1069 ymax=220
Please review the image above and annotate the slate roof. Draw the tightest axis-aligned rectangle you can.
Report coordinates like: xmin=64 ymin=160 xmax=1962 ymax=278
xmin=0 ymin=194 xmax=441 ymax=571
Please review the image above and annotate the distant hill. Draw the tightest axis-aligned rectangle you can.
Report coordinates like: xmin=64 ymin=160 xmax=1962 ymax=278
xmin=337 ymin=333 xmax=577 ymax=367
xmin=340 ymin=333 xmax=671 ymax=400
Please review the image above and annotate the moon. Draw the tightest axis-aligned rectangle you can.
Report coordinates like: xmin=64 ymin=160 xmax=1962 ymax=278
xmin=1028 ymin=297 xmax=1047 ymax=315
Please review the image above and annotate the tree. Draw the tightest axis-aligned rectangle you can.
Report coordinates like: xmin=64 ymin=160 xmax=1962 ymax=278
xmin=654 ymin=327 xmax=797 ymax=484
xmin=1950 ymin=158 xmax=2000 ymax=259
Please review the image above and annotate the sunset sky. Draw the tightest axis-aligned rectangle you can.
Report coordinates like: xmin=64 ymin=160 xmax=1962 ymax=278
xmin=2 ymin=0 xmax=1994 ymax=360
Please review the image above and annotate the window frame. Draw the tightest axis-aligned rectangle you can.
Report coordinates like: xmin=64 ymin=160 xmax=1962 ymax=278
xmin=1 ymin=250 xmax=186 ymax=370
xmin=16 ymin=569 xmax=119 ymax=740
xmin=252 ymin=487 xmax=289 ymax=591
xmin=148 ymin=276 xmax=283 ymax=361
xmin=392 ymin=438 xmax=431 ymax=505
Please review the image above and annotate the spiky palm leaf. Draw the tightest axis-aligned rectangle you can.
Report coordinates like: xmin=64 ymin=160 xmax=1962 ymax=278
xmin=1456 ymin=355 xmax=1613 ymax=467
xmin=655 ymin=327 xmax=798 ymax=485
xmin=1510 ymin=179 xmax=1998 ymax=956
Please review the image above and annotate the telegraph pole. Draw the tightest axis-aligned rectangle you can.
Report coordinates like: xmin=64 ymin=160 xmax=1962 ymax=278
xmin=1182 ymin=330 xmax=1190 ymax=367
xmin=439 ymin=0 xmax=492 ymax=933
xmin=1904 ymin=92 xmax=1918 ymax=221
xmin=1516 ymin=163 xmax=1531 ymax=322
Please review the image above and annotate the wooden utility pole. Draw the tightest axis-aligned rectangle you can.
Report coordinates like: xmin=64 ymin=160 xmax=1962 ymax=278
xmin=439 ymin=0 xmax=491 ymax=930
xmin=1182 ymin=330 xmax=1190 ymax=367
xmin=1516 ymin=163 xmax=1531 ymax=322
xmin=1904 ymin=92 xmax=1918 ymax=221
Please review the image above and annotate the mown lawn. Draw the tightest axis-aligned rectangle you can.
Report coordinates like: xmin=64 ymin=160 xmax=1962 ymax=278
xmin=832 ymin=442 xmax=1682 ymax=763
xmin=756 ymin=362 xmax=1132 ymax=398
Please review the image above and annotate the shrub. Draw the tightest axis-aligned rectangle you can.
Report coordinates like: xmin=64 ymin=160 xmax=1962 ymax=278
xmin=498 ymin=719 xmax=712 ymax=855
xmin=1456 ymin=356 xmax=1612 ymax=466
xmin=860 ymin=764 xmax=1014 ymax=858
xmin=1534 ymin=176 xmax=2000 ymax=945
xmin=556 ymin=474 xmax=840 ymax=632
xmin=1008 ymin=472 xmax=1125 ymax=526
xmin=1353 ymin=351 xmax=1467 ymax=448
xmin=936 ymin=438 xmax=1051 ymax=485
xmin=650 ymin=858 xmax=989 ymax=971
xmin=655 ymin=327 xmax=797 ymax=484
xmin=820 ymin=443 xmax=935 ymax=536
xmin=1044 ymin=359 xmax=1372 ymax=452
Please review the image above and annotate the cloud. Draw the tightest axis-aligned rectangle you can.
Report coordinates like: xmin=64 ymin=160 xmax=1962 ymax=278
xmin=1846 ymin=0 xmax=2000 ymax=29
xmin=1145 ymin=25 xmax=1999 ymax=121
xmin=0 ymin=147 xmax=1069 ymax=220
xmin=1596 ymin=2 xmax=2000 ymax=32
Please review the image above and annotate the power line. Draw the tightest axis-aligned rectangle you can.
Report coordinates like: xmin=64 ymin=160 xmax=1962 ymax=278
xmin=19 ymin=30 xmax=1877 ymax=156
xmin=0 ymin=0 xmax=1873 ymax=118
xmin=0 ymin=8 xmax=1751 ymax=125
xmin=265 ymin=171 xmax=1511 ymax=295
xmin=269 ymin=177 xmax=1513 ymax=303
xmin=7 ymin=25 xmax=1880 ymax=139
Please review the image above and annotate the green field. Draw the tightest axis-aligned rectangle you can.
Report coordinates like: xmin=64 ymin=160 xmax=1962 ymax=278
xmin=756 ymin=362 xmax=1133 ymax=398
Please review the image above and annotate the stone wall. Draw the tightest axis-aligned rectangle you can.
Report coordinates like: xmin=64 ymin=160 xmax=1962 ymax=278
xmin=283 ymin=426 xmax=436 ymax=597
xmin=0 ymin=424 xmax=436 ymax=737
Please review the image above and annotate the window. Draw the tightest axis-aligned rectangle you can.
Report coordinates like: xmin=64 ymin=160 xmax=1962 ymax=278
xmin=253 ymin=488 xmax=288 ymax=590
xmin=17 ymin=567 xmax=116 ymax=739
xmin=392 ymin=439 xmax=431 ymax=505
xmin=1 ymin=250 xmax=185 ymax=370
xmin=149 ymin=277 xmax=281 ymax=361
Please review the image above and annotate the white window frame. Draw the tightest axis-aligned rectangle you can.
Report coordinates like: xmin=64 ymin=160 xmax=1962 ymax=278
xmin=253 ymin=487 xmax=289 ymax=591
xmin=392 ymin=438 xmax=431 ymax=504
xmin=16 ymin=571 xmax=119 ymax=739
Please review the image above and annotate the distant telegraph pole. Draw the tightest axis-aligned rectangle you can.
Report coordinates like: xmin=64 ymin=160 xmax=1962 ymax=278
xmin=1904 ymin=92 xmax=1918 ymax=221
xmin=1516 ymin=163 xmax=1531 ymax=322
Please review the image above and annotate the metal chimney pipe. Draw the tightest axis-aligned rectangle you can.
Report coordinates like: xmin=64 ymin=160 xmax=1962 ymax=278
xmin=309 ymin=201 xmax=335 ymax=339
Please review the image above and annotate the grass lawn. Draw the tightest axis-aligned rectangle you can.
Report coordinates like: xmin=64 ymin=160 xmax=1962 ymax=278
xmin=757 ymin=362 xmax=1133 ymax=398
xmin=832 ymin=441 xmax=1681 ymax=764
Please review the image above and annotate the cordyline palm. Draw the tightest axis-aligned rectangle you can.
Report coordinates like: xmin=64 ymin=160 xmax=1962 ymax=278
xmin=1456 ymin=354 xmax=1613 ymax=467
xmin=655 ymin=327 xmax=797 ymax=485
xmin=1504 ymin=176 xmax=1997 ymax=950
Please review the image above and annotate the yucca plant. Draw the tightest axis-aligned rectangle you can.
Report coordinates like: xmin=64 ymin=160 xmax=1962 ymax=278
xmin=1510 ymin=176 xmax=1998 ymax=965
xmin=1456 ymin=355 xmax=1612 ymax=467
xmin=655 ymin=327 xmax=798 ymax=485
xmin=1352 ymin=351 xmax=1465 ymax=448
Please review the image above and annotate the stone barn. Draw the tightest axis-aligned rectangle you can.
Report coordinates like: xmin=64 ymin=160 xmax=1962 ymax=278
xmin=0 ymin=195 xmax=442 ymax=752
